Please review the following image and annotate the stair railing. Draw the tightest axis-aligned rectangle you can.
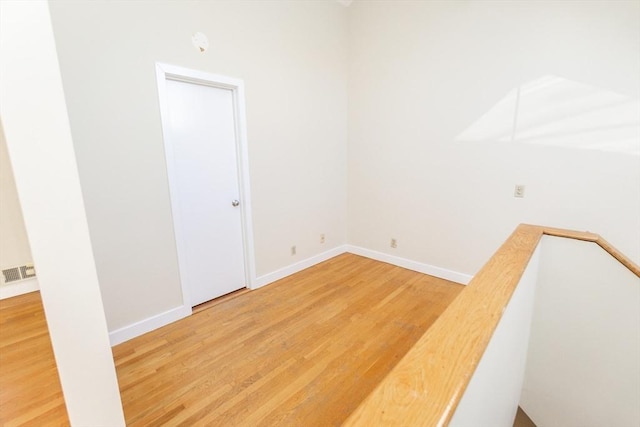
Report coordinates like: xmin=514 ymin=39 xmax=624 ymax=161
xmin=344 ymin=224 xmax=639 ymax=426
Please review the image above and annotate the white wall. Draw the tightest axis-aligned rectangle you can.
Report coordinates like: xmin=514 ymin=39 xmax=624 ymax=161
xmin=449 ymin=246 xmax=539 ymax=427
xmin=48 ymin=0 xmax=349 ymax=331
xmin=0 ymin=123 xmax=38 ymax=299
xmin=43 ymin=0 xmax=639 ymax=339
xmin=0 ymin=1 xmax=124 ymax=424
xmin=0 ymin=124 xmax=33 ymax=270
xmin=347 ymin=0 xmax=640 ymax=277
xmin=521 ymin=236 xmax=640 ymax=427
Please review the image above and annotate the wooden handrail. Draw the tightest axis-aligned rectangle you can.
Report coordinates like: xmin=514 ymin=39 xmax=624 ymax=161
xmin=539 ymin=226 xmax=640 ymax=277
xmin=344 ymin=224 xmax=639 ymax=426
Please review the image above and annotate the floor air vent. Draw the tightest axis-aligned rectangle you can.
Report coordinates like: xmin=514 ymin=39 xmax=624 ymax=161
xmin=2 ymin=264 xmax=36 ymax=285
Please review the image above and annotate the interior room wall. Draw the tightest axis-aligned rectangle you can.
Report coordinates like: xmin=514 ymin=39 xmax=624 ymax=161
xmin=49 ymin=1 xmax=349 ymax=331
xmin=0 ymin=124 xmax=33 ymax=271
xmin=1 ymin=1 xmax=124 ymax=422
xmin=47 ymin=0 xmax=638 ymax=336
xmin=347 ymin=0 xmax=640 ymax=276
xmin=522 ymin=236 xmax=640 ymax=426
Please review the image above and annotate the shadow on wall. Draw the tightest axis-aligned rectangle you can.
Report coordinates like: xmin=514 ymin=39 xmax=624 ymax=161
xmin=455 ymin=75 xmax=640 ymax=156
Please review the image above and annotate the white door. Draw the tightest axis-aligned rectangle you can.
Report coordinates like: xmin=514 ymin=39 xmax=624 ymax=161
xmin=163 ymin=77 xmax=246 ymax=307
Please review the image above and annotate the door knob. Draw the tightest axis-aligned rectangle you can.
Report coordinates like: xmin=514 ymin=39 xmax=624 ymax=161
xmin=232 ymin=200 xmax=240 ymax=207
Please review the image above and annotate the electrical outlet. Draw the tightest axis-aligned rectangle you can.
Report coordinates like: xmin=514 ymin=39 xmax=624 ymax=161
xmin=291 ymin=245 xmax=296 ymax=256
xmin=514 ymin=185 xmax=525 ymax=198
xmin=390 ymin=238 xmax=397 ymax=248
xmin=320 ymin=233 xmax=325 ymax=244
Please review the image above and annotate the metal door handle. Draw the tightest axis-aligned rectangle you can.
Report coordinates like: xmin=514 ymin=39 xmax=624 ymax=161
xmin=232 ymin=200 xmax=240 ymax=207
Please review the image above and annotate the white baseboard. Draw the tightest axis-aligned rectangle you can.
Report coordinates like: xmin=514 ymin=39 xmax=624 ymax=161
xmin=109 ymin=304 xmax=191 ymax=346
xmin=346 ymin=245 xmax=472 ymax=285
xmin=108 ymin=244 xmax=469 ymax=346
xmin=109 ymin=246 xmax=347 ymax=346
xmin=253 ymin=245 xmax=348 ymax=289
xmin=0 ymin=277 xmax=39 ymax=300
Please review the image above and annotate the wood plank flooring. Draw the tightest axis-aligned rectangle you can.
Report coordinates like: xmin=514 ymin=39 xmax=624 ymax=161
xmin=513 ymin=407 xmax=537 ymax=427
xmin=0 ymin=253 xmax=463 ymax=426
xmin=0 ymin=291 xmax=68 ymax=427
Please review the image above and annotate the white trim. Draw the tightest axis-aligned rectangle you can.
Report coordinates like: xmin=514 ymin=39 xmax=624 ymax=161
xmin=110 ymin=248 xmax=347 ymax=346
xmin=109 ymin=305 xmax=191 ymax=346
xmin=0 ymin=277 xmax=39 ymax=300
xmin=107 ymin=246 xmax=471 ymax=345
xmin=234 ymin=82 xmax=257 ymax=289
xmin=254 ymin=245 xmax=348 ymax=289
xmin=155 ymin=62 xmax=257 ymax=307
xmin=346 ymin=245 xmax=472 ymax=285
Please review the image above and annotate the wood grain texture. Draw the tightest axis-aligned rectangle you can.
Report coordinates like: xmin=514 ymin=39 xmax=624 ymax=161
xmin=537 ymin=225 xmax=599 ymax=242
xmin=0 ymin=253 xmax=462 ymax=426
xmin=3 ymin=227 xmax=634 ymax=426
xmin=538 ymin=225 xmax=640 ymax=277
xmin=0 ymin=291 xmax=68 ymax=426
xmin=113 ymin=253 xmax=462 ymax=426
xmin=345 ymin=223 xmax=638 ymax=426
xmin=345 ymin=224 xmax=543 ymax=426
xmin=594 ymin=237 xmax=640 ymax=277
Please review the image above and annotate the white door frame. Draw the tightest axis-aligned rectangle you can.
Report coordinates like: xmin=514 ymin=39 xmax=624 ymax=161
xmin=155 ymin=62 xmax=256 ymax=310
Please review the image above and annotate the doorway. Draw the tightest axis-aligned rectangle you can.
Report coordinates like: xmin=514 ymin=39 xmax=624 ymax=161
xmin=156 ymin=63 xmax=255 ymax=308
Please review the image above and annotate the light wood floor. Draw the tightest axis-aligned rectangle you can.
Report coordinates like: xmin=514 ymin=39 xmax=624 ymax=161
xmin=0 ymin=291 xmax=68 ymax=426
xmin=513 ymin=407 xmax=537 ymax=427
xmin=1 ymin=253 xmax=463 ymax=426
